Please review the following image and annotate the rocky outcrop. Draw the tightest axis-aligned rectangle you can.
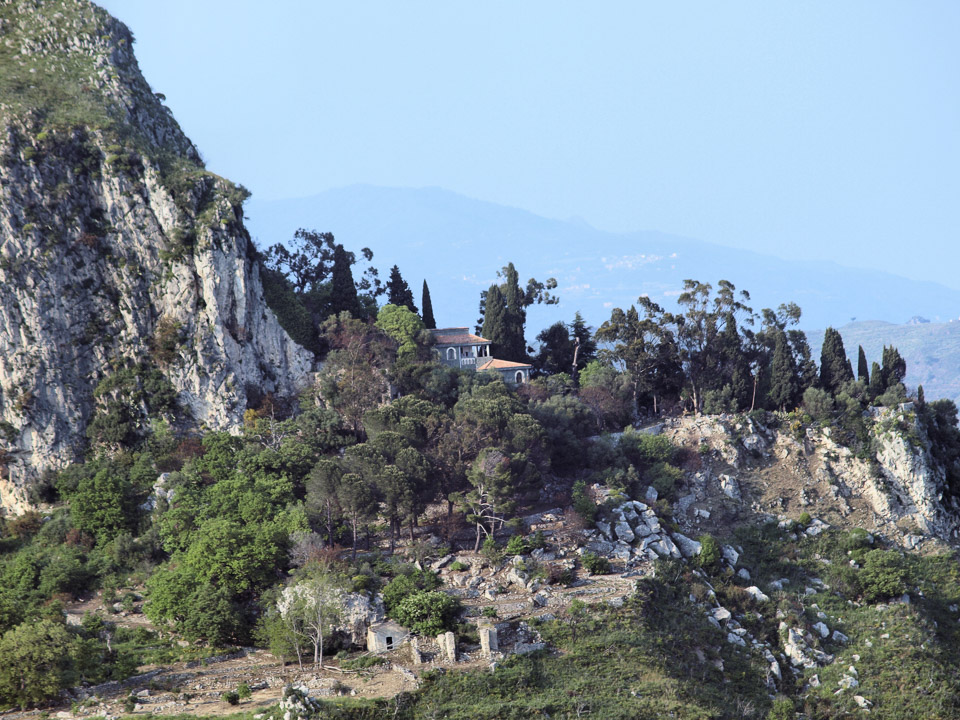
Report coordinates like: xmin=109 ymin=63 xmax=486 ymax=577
xmin=0 ymin=1 xmax=314 ymax=509
xmin=663 ymin=408 xmax=960 ymax=547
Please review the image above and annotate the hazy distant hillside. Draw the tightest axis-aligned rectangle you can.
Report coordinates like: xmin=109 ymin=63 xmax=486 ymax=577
xmin=245 ymin=185 xmax=960 ymax=333
xmin=825 ymin=321 xmax=960 ymax=405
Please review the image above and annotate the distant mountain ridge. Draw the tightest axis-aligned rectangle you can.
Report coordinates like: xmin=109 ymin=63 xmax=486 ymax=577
xmin=245 ymin=185 xmax=960 ymax=335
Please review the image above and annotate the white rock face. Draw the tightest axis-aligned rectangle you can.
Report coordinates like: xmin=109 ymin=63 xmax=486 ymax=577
xmin=0 ymin=9 xmax=314 ymax=510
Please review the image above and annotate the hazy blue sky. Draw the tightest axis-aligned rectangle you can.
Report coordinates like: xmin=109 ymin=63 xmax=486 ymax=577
xmin=99 ymin=2 xmax=959 ymax=289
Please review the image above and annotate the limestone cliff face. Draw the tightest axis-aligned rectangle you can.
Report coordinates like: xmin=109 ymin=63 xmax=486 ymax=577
xmin=663 ymin=407 xmax=960 ymax=548
xmin=0 ymin=0 xmax=314 ymax=510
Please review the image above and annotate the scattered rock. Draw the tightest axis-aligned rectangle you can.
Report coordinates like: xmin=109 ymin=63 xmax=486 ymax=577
xmin=720 ymin=474 xmax=741 ymax=500
xmin=712 ymin=607 xmax=732 ymax=623
xmin=722 ymin=545 xmax=740 ymax=566
xmin=672 ymin=533 xmax=702 ymax=558
xmin=744 ymin=586 xmax=770 ymax=603
xmin=727 ymin=632 xmax=746 ymax=647
xmin=838 ymin=675 xmax=859 ymax=690
xmin=614 ymin=521 xmax=635 ymax=543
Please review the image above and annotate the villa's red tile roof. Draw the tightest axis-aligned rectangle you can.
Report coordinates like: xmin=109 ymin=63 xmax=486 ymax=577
xmin=431 ymin=328 xmax=490 ymax=345
xmin=477 ymin=358 xmax=532 ymax=370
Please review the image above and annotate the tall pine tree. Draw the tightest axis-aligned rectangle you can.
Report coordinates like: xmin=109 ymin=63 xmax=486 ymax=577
xmin=421 ymin=280 xmax=436 ymax=329
xmin=857 ymin=345 xmax=870 ymax=384
xmin=386 ymin=265 xmax=418 ymax=314
xmin=819 ymin=327 xmax=853 ymax=394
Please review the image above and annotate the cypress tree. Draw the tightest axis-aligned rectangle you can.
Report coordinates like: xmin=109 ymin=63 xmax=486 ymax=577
xmin=329 ymin=244 xmax=361 ymax=317
xmin=917 ymin=384 xmax=925 ymax=408
xmin=480 ymin=285 xmax=509 ymax=358
xmin=819 ymin=327 xmax=853 ymax=394
xmin=569 ymin=311 xmax=597 ymax=371
xmin=857 ymin=345 xmax=869 ymax=384
xmin=769 ymin=331 xmax=799 ymax=411
xmin=731 ymin=361 xmax=753 ymax=411
xmin=719 ymin=313 xmax=750 ymax=407
xmin=500 ymin=262 xmax=527 ymax=361
xmin=421 ymin=280 xmax=436 ymax=329
xmin=868 ymin=361 xmax=884 ymax=400
xmin=881 ymin=345 xmax=907 ymax=391
xmin=386 ymin=265 xmax=418 ymax=314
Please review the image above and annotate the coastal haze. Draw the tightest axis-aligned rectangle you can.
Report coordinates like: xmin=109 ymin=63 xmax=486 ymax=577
xmin=4 ymin=2 xmax=960 ymax=717
xmin=245 ymin=185 xmax=960 ymax=402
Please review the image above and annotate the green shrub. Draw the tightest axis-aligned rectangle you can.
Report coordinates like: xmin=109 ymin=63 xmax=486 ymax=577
xmin=622 ymin=432 xmax=676 ymax=466
xmin=481 ymin=537 xmax=503 ymax=563
xmin=581 ymin=551 xmax=610 ymax=575
xmin=802 ymin=387 xmax=836 ymax=423
xmin=351 ymin=574 xmax=373 ymax=593
xmin=393 ymin=591 xmax=460 ymax=636
xmin=481 ymin=606 xmax=498 ymax=619
xmin=236 ymin=683 xmax=251 ymax=700
xmin=697 ymin=534 xmax=720 ymax=569
xmin=448 ymin=561 xmax=469 ymax=572
xmin=529 ymin=530 xmax=547 ymax=550
xmin=572 ymin=479 xmax=597 ymax=522
xmin=505 ymin=535 xmax=528 ymax=556
xmin=766 ymin=696 xmax=795 ymax=720
xmin=860 ymin=549 xmax=908 ymax=602
xmin=797 ymin=512 xmax=812 ymax=527
xmin=222 ymin=690 xmax=240 ymax=705
xmin=123 ymin=696 xmax=137 ymax=713
xmin=382 ymin=570 xmax=441 ymax=615
xmin=643 ymin=462 xmax=682 ymax=500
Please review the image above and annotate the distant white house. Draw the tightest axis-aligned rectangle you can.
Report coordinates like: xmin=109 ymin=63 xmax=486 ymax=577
xmin=430 ymin=328 xmax=531 ymax=385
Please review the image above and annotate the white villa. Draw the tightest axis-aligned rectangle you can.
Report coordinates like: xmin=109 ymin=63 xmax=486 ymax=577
xmin=430 ymin=327 xmax=532 ymax=385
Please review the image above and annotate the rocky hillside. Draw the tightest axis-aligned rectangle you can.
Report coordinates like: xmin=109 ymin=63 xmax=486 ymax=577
xmin=0 ymin=0 xmax=314 ymax=511
xmin=658 ymin=405 xmax=960 ymax=549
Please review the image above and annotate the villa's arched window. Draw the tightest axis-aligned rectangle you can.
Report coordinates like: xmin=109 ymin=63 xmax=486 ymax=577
xmin=515 ymin=371 xmax=524 ymax=384
xmin=446 ymin=347 xmax=457 ymax=360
